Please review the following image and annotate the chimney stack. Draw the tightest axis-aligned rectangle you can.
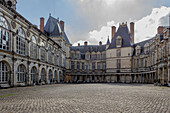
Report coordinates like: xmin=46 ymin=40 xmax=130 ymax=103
xmin=99 ymin=41 xmax=102 ymax=45
xmin=130 ymin=22 xmax=134 ymax=43
xmin=60 ymin=20 xmax=64 ymax=31
xmin=78 ymin=43 xmax=80 ymax=46
xmin=112 ymin=26 xmax=116 ymax=39
xmin=84 ymin=41 xmax=88 ymax=46
xmin=40 ymin=17 xmax=44 ymax=33
xmin=157 ymin=26 xmax=164 ymax=34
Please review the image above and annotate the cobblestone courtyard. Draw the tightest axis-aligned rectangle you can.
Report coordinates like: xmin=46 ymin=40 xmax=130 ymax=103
xmin=0 ymin=84 xmax=169 ymax=113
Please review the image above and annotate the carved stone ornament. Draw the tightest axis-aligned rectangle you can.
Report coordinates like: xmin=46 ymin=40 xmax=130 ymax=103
xmin=11 ymin=21 xmax=16 ymax=29
xmin=26 ymin=30 xmax=30 ymax=37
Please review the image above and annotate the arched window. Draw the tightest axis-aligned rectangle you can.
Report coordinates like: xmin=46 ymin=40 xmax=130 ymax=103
xmin=40 ymin=41 xmax=46 ymax=62
xmin=31 ymin=67 xmax=36 ymax=83
xmin=0 ymin=16 xmax=10 ymax=50
xmin=16 ymin=28 xmax=25 ymax=55
xmin=48 ymin=46 xmax=53 ymax=64
xmin=17 ymin=65 xmax=25 ymax=82
xmin=41 ymin=68 xmax=46 ymax=82
xmin=54 ymin=49 xmax=58 ymax=66
xmin=30 ymin=36 xmax=37 ymax=59
xmin=0 ymin=61 xmax=8 ymax=82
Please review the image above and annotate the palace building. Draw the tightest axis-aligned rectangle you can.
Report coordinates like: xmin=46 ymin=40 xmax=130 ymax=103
xmin=0 ymin=0 xmax=169 ymax=88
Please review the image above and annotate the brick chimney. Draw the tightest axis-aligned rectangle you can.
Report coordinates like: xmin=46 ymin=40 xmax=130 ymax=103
xmin=78 ymin=43 xmax=80 ymax=46
xmin=99 ymin=41 xmax=102 ymax=45
xmin=157 ymin=26 xmax=164 ymax=34
xmin=112 ymin=26 xmax=116 ymax=39
xmin=130 ymin=22 xmax=134 ymax=43
xmin=40 ymin=17 xmax=44 ymax=33
xmin=60 ymin=20 xmax=64 ymax=31
xmin=84 ymin=41 xmax=88 ymax=46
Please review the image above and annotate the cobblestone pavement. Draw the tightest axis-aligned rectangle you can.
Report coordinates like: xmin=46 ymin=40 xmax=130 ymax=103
xmin=0 ymin=84 xmax=169 ymax=113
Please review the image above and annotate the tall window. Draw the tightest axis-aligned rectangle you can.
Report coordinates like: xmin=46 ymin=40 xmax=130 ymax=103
xmin=77 ymin=62 xmax=80 ymax=70
xmin=16 ymin=28 xmax=25 ymax=55
xmin=48 ymin=46 xmax=53 ymax=64
xmin=102 ymin=54 xmax=106 ymax=59
xmin=137 ymin=59 xmax=139 ymax=68
xmin=97 ymin=62 xmax=100 ymax=70
xmin=153 ymin=55 xmax=155 ymax=65
xmin=41 ymin=68 xmax=45 ymax=82
xmin=117 ymin=59 xmax=121 ymax=69
xmin=82 ymin=62 xmax=84 ymax=70
xmin=40 ymin=42 xmax=46 ymax=62
xmin=92 ymin=62 xmax=95 ymax=70
xmin=141 ymin=59 xmax=144 ymax=68
xmin=76 ymin=53 xmax=80 ymax=59
xmin=92 ymin=54 xmax=96 ymax=60
xmin=30 ymin=36 xmax=37 ymax=59
xmin=17 ymin=65 xmax=25 ymax=82
xmin=71 ymin=61 xmax=74 ymax=70
xmin=86 ymin=54 xmax=90 ymax=60
xmin=0 ymin=16 xmax=10 ymax=50
xmin=103 ymin=63 xmax=106 ymax=69
xmin=97 ymin=53 xmax=101 ymax=60
xmin=0 ymin=62 xmax=8 ymax=82
xmin=54 ymin=49 xmax=58 ymax=66
xmin=117 ymin=49 xmax=121 ymax=57
xmin=71 ymin=53 xmax=75 ymax=59
xmin=86 ymin=63 xmax=89 ymax=71
xmin=59 ymin=52 xmax=62 ymax=66
xmin=31 ymin=67 xmax=36 ymax=83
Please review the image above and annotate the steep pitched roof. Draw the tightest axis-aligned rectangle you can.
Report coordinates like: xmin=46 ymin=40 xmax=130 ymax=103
xmin=44 ymin=16 xmax=62 ymax=37
xmin=108 ymin=25 xmax=132 ymax=49
xmin=44 ymin=16 xmax=71 ymax=44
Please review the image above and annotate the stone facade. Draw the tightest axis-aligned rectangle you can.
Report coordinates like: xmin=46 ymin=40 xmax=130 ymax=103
xmin=0 ymin=1 xmax=67 ymax=87
xmin=0 ymin=0 xmax=170 ymax=88
xmin=66 ymin=23 xmax=170 ymax=86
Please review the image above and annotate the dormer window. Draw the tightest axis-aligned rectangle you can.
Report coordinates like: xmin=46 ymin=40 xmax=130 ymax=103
xmin=116 ymin=36 xmax=122 ymax=47
xmin=136 ymin=45 xmax=141 ymax=56
xmin=144 ymin=43 xmax=149 ymax=54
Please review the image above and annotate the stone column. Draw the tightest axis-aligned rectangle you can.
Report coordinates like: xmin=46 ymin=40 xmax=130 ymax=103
xmin=168 ymin=66 xmax=170 ymax=84
xmin=162 ymin=67 xmax=164 ymax=85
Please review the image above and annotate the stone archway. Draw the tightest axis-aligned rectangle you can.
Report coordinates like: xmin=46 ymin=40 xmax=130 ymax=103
xmin=40 ymin=68 xmax=46 ymax=84
xmin=48 ymin=69 xmax=53 ymax=84
xmin=30 ymin=66 xmax=37 ymax=85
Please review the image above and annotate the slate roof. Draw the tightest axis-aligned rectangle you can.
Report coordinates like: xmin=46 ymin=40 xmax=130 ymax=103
xmin=70 ymin=45 xmax=106 ymax=53
xmin=108 ymin=25 xmax=132 ymax=49
xmin=44 ymin=16 xmax=71 ymax=44
xmin=134 ymin=38 xmax=153 ymax=55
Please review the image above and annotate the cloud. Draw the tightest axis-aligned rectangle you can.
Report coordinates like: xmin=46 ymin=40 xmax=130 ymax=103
xmin=135 ymin=6 xmax=170 ymax=42
xmin=68 ymin=0 xmax=168 ymax=45
xmin=72 ymin=6 xmax=170 ymax=45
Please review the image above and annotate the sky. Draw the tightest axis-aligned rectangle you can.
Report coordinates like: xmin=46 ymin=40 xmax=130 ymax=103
xmin=17 ymin=0 xmax=170 ymax=46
